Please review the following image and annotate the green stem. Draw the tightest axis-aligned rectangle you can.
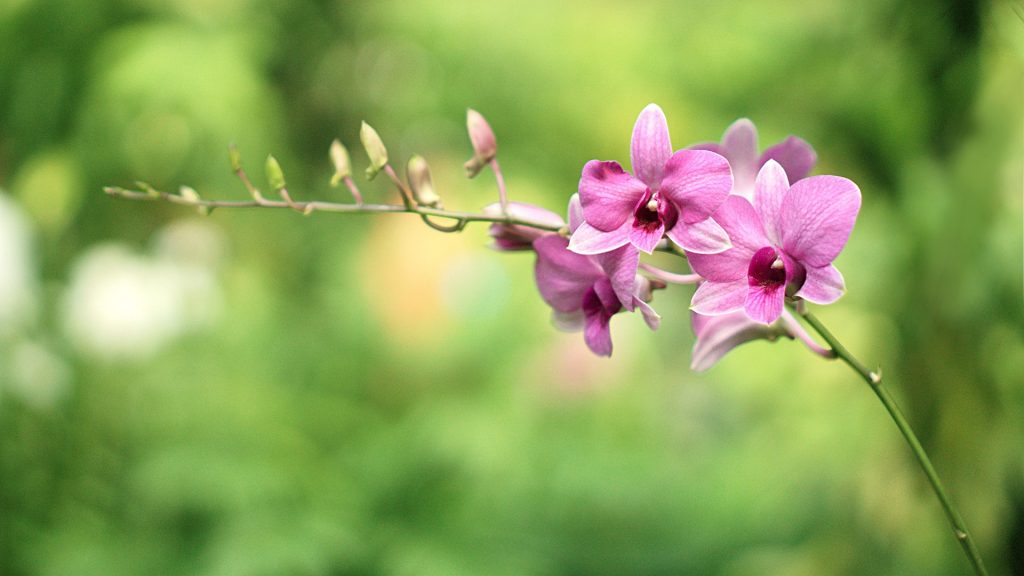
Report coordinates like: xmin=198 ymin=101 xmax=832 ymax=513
xmin=798 ymin=309 xmax=989 ymax=576
xmin=102 ymin=186 xmax=565 ymax=233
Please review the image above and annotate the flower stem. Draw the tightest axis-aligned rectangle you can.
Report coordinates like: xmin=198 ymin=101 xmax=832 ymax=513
xmin=798 ymin=309 xmax=989 ymax=576
xmin=103 ymin=186 xmax=565 ymax=233
xmin=489 ymin=158 xmax=508 ymax=214
xmin=638 ymin=262 xmax=701 ymax=285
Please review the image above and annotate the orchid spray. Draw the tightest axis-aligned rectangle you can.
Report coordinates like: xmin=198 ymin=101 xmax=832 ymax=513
xmin=107 ymin=105 xmax=989 ymax=575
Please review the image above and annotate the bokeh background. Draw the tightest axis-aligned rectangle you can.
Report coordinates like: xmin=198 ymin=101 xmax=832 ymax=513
xmin=1 ymin=1 xmax=1022 ymax=575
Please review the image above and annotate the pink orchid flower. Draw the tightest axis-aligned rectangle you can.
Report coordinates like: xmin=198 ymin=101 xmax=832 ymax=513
xmin=687 ymin=160 xmax=860 ymax=325
xmin=535 ymin=234 xmax=659 ymax=356
xmin=691 ymin=118 xmax=817 ymax=200
xmin=533 ymin=195 xmax=658 ymax=356
xmin=568 ymin=104 xmax=734 ymax=256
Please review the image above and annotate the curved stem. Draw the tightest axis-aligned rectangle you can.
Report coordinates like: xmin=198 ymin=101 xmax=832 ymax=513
xmin=103 ymin=186 xmax=565 ymax=233
xmin=797 ymin=309 xmax=989 ymax=576
xmin=779 ymin=309 xmax=834 ymax=359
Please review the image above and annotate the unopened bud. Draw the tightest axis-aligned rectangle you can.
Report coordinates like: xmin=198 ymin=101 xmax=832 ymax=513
xmin=228 ymin=144 xmax=242 ymax=172
xmin=406 ymin=155 xmax=441 ymax=207
xmin=179 ymin=185 xmax=200 ymax=202
xmin=265 ymin=155 xmax=286 ymax=191
xmin=360 ymin=121 xmax=388 ymax=180
xmin=464 ymin=109 xmax=497 ymax=178
xmin=179 ymin=186 xmax=210 ymax=216
xmin=329 ymin=139 xmax=351 ymax=186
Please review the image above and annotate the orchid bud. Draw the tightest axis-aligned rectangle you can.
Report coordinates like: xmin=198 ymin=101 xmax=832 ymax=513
xmin=265 ymin=155 xmax=286 ymax=191
xmin=179 ymin=186 xmax=210 ymax=216
xmin=329 ymin=139 xmax=352 ymax=186
xmin=179 ymin=185 xmax=200 ymax=202
xmin=360 ymin=122 xmax=388 ymax=180
xmin=464 ymin=109 xmax=497 ymax=178
xmin=406 ymin=155 xmax=441 ymax=208
xmin=228 ymin=143 xmax=242 ymax=173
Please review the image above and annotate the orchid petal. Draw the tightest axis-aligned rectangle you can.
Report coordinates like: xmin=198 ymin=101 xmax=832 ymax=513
xmin=630 ymin=104 xmax=672 ymax=189
xmin=628 ymin=219 xmax=666 ymax=254
xmin=745 ymin=284 xmax=785 ymax=325
xmin=796 ymin=264 xmax=846 ymax=304
xmin=568 ymin=220 xmax=631 ymax=255
xmin=578 ymin=160 xmax=648 ymax=232
xmin=666 ymin=216 xmax=731 ymax=255
xmin=687 ymin=142 xmax=723 ymax=155
xmin=752 ymin=160 xmax=790 ymax=246
xmin=534 ymin=235 xmax=602 ymax=312
xmin=720 ymin=118 xmax=759 ymax=199
xmin=567 ymin=193 xmax=584 ymax=233
xmin=583 ymin=310 xmax=613 ymax=357
xmin=690 ymin=311 xmax=775 ymax=372
xmin=593 ymin=245 xmax=640 ymax=310
xmin=634 ymin=297 xmax=661 ymax=330
xmin=780 ymin=175 xmax=861 ymax=268
xmin=690 ymin=280 xmax=747 ymax=315
xmin=684 ymin=195 xmax=766 ymax=279
xmin=686 ymin=248 xmax=750 ymax=283
xmin=551 ymin=309 xmax=585 ymax=331
xmin=660 ymin=149 xmax=733 ymax=223
xmin=711 ymin=195 xmax=769 ymax=253
xmin=760 ymin=136 xmax=817 ymax=183
xmin=592 ymin=277 xmax=621 ymax=313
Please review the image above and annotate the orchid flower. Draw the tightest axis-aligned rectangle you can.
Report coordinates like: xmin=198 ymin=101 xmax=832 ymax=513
xmin=532 ymin=196 xmax=659 ymax=356
xmin=691 ymin=118 xmax=817 ymax=200
xmin=534 ymin=234 xmax=659 ymax=356
xmin=568 ymin=104 xmax=734 ymax=256
xmin=688 ymin=160 xmax=860 ymax=325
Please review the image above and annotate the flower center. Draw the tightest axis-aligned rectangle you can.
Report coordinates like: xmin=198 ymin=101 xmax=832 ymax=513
xmin=748 ymin=246 xmax=787 ymax=288
xmin=632 ymin=190 xmax=678 ymax=233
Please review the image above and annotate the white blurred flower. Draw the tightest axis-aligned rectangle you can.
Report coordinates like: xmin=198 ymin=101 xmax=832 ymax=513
xmin=7 ymin=340 xmax=71 ymax=410
xmin=62 ymin=219 xmax=224 ymax=361
xmin=0 ymin=193 xmax=38 ymax=336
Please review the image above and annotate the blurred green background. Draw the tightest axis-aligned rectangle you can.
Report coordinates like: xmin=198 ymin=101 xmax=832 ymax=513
xmin=1 ymin=1 xmax=1022 ymax=575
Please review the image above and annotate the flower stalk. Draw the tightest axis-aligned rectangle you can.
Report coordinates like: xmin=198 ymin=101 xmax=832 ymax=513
xmin=103 ymin=185 xmax=565 ymax=233
xmin=796 ymin=308 xmax=989 ymax=576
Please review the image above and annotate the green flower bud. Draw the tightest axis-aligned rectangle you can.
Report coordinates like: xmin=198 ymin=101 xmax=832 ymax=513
xmin=265 ymin=155 xmax=286 ymax=191
xmin=360 ymin=122 xmax=388 ymax=180
xmin=329 ymin=139 xmax=352 ymax=186
xmin=228 ymin=143 xmax=242 ymax=172
xmin=407 ymin=155 xmax=441 ymax=208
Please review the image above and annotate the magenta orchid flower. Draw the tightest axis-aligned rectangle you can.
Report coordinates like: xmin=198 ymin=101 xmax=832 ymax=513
xmin=532 ymin=195 xmax=658 ymax=356
xmin=691 ymin=118 xmax=817 ymax=200
xmin=568 ymin=104 xmax=734 ymax=256
xmin=687 ymin=160 xmax=860 ymax=325
xmin=534 ymin=234 xmax=659 ymax=356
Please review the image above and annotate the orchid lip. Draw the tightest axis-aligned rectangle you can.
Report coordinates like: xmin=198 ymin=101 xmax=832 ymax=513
xmin=632 ymin=190 xmax=678 ymax=234
xmin=748 ymin=246 xmax=787 ymax=287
